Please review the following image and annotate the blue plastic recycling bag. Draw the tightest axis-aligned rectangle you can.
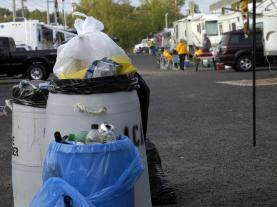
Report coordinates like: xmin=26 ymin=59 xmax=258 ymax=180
xmin=43 ymin=136 xmax=144 ymax=206
xmin=29 ymin=177 xmax=94 ymax=207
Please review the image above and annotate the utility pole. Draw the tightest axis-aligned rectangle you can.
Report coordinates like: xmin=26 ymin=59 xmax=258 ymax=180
xmin=54 ymin=0 xmax=58 ymax=24
xmin=71 ymin=0 xmax=74 ymax=13
xmin=62 ymin=0 xmax=67 ymax=27
xmin=165 ymin=12 xmax=168 ymax=29
xmin=252 ymin=0 xmax=257 ymax=147
xmin=175 ymin=0 xmax=179 ymax=10
xmin=46 ymin=0 xmax=50 ymax=24
xmin=12 ymin=0 xmax=16 ymax=21
xmin=21 ymin=0 xmax=25 ymax=18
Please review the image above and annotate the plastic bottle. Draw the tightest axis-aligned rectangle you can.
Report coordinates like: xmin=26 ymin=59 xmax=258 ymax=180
xmin=98 ymin=123 xmax=117 ymax=143
xmin=67 ymin=134 xmax=76 ymax=141
xmin=93 ymin=58 xmax=118 ymax=78
xmin=86 ymin=124 xmax=101 ymax=143
xmin=64 ymin=195 xmax=73 ymax=207
xmin=84 ymin=61 xmax=98 ymax=79
xmin=54 ymin=131 xmax=62 ymax=143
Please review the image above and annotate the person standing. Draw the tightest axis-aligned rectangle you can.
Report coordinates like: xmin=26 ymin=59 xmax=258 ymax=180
xmin=176 ymin=39 xmax=187 ymax=70
xmin=202 ymin=33 xmax=211 ymax=52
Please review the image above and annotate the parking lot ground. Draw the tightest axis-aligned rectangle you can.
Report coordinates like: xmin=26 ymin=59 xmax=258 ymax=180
xmin=1 ymin=54 xmax=277 ymax=207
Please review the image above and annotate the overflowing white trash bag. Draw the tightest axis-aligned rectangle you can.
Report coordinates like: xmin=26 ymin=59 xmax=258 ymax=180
xmin=53 ymin=12 xmax=128 ymax=78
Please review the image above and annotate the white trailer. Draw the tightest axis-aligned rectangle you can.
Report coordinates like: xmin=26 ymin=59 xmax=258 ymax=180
xmin=0 ymin=19 xmax=75 ymax=50
xmin=263 ymin=0 xmax=277 ymax=56
xmin=173 ymin=18 xmax=187 ymax=44
xmin=173 ymin=13 xmax=221 ymax=52
xmin=218 ymin=12 xmax=243 ymax=34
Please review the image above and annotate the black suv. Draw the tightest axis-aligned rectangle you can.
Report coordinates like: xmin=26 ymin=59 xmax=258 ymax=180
xmin=216 ymin=29 xmax=264 ymax=71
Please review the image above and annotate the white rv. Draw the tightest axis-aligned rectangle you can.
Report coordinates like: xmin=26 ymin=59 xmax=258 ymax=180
xmin=0 ymin=18 xmax=75 ymax=50
xmin=218 ymin=12 xmax=243 ymax=34
xmin=174 ymin=13 xmax=221 ymax=52
xmin=262 ymin=0 xmax=277 ymax=56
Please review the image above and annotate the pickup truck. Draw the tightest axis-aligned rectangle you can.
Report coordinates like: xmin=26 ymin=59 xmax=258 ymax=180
xmin=0 ymin=37 xmax=57 ymax=80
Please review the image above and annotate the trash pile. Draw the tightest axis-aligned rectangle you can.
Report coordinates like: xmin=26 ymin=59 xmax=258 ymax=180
xmin=30 ymin=130 xmax=144 ymax=207
xmin=55 ymin=123 xmax=118 ymax=144
xmin=7 ymin=12 xmax=176 ymax=207
xmin=53 ymin=12 xmax=136 ymax=80
xmin=12 ymin=80 xmax=49 ymax=108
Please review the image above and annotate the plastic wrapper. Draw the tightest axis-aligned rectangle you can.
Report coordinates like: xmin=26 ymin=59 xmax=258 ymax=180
xmin=49 ymin=74 xmax=139 ymax=95
xmin=84 ymin=58 xmax=119 ymax=79
xmin=53 ymin=12 xmax=128 ymax=78
xmin=43 ymin=136 xmax=144 ymax=207
xmin=12 ymin=80 xmax=49 ymax=108
xmin=145 ymin=139 xmax=177 ymax=205
xmin=29 ymin=177 xmax=94 ymax=207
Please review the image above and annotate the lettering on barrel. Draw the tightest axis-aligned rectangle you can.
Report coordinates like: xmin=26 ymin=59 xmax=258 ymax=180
xmin=123 ymin=124 xmax=144 ymax=147
xmin=12 ymin=136 xmax=19 ymax=157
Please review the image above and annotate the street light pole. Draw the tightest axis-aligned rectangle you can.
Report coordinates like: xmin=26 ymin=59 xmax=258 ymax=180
xmin=46 ymin=0 xmax=50 ymax=24
xmin=21 ymin=0 xmax=25 ymax=18
xmin=12 ymin=0 xmax=16 ymax=21
xmin=165 ymin=12 xmax=169 ymax=29
xmin=252 ymin=0 xmax=257 ymax=147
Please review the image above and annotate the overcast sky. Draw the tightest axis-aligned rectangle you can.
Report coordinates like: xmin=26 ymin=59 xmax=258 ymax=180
xmin=131 ymin=0 xmax=214 ymax=13
xmin=0 ymin=0 xmax=215 ymax=14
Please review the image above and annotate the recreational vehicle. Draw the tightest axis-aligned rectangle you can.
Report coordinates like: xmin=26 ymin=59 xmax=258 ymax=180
xmin=174 ymin=14 xmax=221 ymax=53
xmin=263 ymin=0 xmax=277 ymax=56
xmin=218 ymin=12 xmax=243 ymax=34
xmin=0 ymin=18 xmax=75 ymax=50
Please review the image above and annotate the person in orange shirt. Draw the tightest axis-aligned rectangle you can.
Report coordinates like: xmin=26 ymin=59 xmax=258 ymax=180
xmin=160 ymin=48 xmax=173 ymax=70
xmin=176 ymin=39 xmax=188 ymax=70
xmin=162 ymin=49 xmax=173 ymax=62
xmin=193 ymin=46 xmax=203 ymax=61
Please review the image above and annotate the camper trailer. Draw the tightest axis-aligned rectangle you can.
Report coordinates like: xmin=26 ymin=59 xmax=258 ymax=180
xmin=0 ymin=18 xmax=75 ymax=50
xmin=218 ymin=12 xmax=243 ymax=34
xmin=174 ymin=14 xmax=221 ymax=53
xmin=263 ymin=0 xmax=277 ymax=56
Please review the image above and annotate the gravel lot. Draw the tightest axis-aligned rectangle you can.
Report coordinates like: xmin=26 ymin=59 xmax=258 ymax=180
xmin=1 ymin=54 xmax=277 ymax=207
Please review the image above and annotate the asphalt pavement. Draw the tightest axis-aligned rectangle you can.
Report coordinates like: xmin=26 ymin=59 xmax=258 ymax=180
xmin=1 ymin=54 xmax=277 ymax=206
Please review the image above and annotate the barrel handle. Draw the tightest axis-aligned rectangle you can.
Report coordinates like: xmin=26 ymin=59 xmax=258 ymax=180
xmin=74 ymin=102 xmax=107 ymax=115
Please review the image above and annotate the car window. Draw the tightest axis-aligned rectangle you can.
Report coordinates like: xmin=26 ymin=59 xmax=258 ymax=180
xmin=256 ymin=33 xmax=262 ymax=43
xmin=16 ymin=47 xmax=26 ymax=52
xmin=0 ymin=38 xmax=9 ymax=48
xmin=220 ymin=34 xmax=229 ymax=45
xmin=251 ymin=32 xmax=263 ymax=44
xmin=230 ymin=33 xmax=249 ymax=45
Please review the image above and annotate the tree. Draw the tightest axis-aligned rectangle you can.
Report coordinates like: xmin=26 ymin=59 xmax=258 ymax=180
xmin=29 ymin=9 xmax=47 ymax=23
xmin=0 ymin=8 xmax=13 ymax=22
xmin=75 ymin=0 xmax=186 ymax=50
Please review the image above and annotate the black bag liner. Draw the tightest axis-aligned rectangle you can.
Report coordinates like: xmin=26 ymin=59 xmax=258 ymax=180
xmin=49 ymin=74 xmax=139 ymax=95
xmin=12 ymin=84 xmax=49 ymax=108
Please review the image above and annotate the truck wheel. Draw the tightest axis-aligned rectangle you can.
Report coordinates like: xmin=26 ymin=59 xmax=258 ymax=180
xmin=27 ymin=64 xmax=48 ymax=80
xmin=236 ymin=55 xmax=252 ymax=71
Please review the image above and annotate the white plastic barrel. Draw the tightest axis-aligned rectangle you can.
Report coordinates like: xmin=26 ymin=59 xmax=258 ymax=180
xmin=44 ymin=91 xmax=152 ymax=207
xmin=11 ymin=103 xmax=45 ymax=207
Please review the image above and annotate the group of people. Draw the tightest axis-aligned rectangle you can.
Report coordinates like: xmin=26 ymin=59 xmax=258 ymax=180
xmin=161 ymin=33 xmax=211 ymax=70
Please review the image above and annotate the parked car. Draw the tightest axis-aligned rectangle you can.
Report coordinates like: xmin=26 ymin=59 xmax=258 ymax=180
xmin=133 ymin=38 xmax=150 ymax=54
xmin=0 ymin=36 xmax=57 ymax=80
xmin=216 ymin=29 xmax=265 ymax=71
